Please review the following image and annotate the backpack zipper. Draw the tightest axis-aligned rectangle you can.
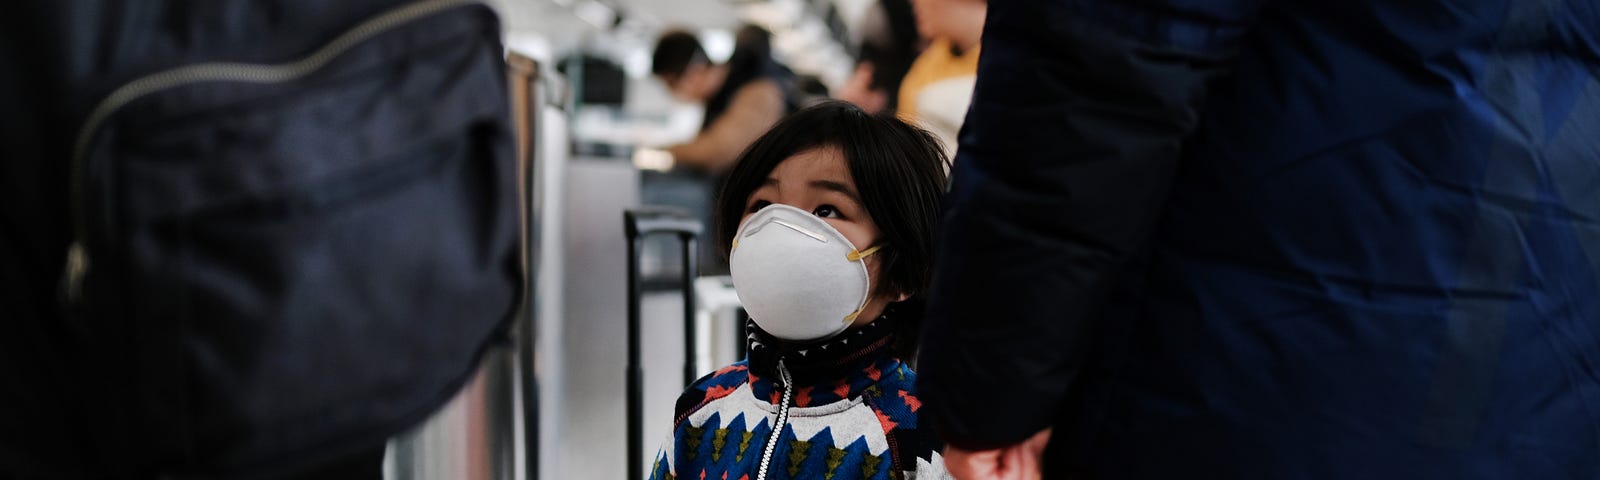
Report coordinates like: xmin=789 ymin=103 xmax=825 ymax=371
xmin=58 ymin=0 xmax=482 ymax=308
xmin=755 ymin=358 xmax=794 ymax=480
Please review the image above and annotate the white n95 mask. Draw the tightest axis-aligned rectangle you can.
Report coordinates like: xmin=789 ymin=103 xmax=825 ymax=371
xmin=729 ymin=204 xmax=883 ymax=341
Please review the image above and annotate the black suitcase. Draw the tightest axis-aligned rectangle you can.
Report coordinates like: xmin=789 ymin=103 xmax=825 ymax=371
xmin=623 ymin=207 xmax=704 ymax=480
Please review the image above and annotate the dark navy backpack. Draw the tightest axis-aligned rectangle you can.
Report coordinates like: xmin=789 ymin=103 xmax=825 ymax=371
xmin=0 ymin=0 xmax=520 ymax=476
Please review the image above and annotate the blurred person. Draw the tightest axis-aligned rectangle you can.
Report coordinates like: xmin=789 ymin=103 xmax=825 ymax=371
xmin=837 ymin=0 xmax=921 ymax=116
xmin=649 ymin=26 xmax=795 ymax=173
xmin=647 ymin=102 xmax=951 ymax=480
xmin=897 ymin=0 xmax=985 ymax=158
xmin=794 ymin=74 xmax=834 ymax=106
xmin=918 ymin=0 xmax=1600 ymax=479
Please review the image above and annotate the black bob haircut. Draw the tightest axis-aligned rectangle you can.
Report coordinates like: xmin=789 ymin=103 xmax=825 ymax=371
xmin=716 ymin=101 xmax=949 ymax=356
xmin=651 ymin=30 xmax=708 ymax=80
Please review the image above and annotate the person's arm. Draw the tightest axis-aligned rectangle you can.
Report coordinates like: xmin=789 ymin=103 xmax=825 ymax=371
xmin=917 ymin=0 xmax=1264 ymax=453
xmin=666 ymin=79 xmax=785 ymax=172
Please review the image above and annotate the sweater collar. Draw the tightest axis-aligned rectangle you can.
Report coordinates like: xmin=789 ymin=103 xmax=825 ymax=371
xmin=746 ymin=310 xmax=900 ymax=405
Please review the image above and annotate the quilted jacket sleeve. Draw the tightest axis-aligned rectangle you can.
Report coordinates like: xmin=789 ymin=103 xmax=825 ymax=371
xmin=916 ymin=0 xmax=1265 ymax=449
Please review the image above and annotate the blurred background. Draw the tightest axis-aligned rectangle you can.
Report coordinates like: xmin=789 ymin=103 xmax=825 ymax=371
xmin=387 ymin=1 xmax=939 ymax=479
xmin=499 ymin=0 xmax=865 ymax=152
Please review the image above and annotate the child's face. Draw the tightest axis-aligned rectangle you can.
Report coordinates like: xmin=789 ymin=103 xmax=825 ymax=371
xmin=739 ymin=147 xmax=902 ymax=327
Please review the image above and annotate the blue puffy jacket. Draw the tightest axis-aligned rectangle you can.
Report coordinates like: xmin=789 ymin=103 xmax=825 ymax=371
xmin=918 ymin=0 xmax=1600 ymax=478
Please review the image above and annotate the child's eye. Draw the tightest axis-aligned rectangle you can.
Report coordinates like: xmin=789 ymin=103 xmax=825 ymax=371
xmin=813 ymin=205 xmax=841 ymax=219
xmin=747 ymin=199 xmax=772 ymax=213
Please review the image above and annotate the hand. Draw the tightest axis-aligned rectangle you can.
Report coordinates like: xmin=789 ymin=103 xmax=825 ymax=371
xmin=631 ymin=147 xmax=675 ymax=172
xmin=942 ymin=428 xmax=1053 ymax=480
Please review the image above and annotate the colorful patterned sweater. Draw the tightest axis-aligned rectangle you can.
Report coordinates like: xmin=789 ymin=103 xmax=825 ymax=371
xmin=648 ymin=316 xmax=948 ymax=480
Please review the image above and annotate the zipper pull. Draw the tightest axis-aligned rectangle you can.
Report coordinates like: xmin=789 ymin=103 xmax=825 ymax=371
xmin=59 ymin=242 xmax=89 ymax=307
xmin=776 ymin=358 xmax=793 ymax=397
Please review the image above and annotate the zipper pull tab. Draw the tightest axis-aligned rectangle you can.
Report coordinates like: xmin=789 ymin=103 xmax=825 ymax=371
xmin=776 ymin=358 xmax=792 ymax=389
xmin=60 ymin=242 xmax=90 ymax=307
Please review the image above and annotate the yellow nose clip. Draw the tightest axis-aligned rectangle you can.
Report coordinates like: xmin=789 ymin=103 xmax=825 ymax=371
xmin=846 ymin=244 xmax=883 ymax=262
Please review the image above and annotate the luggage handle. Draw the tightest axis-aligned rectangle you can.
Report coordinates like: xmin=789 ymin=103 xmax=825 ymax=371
xmin=625 ymin=206 xmax=705 ymax=239
xmin=623 ymin=207 xmax=702 ymax=480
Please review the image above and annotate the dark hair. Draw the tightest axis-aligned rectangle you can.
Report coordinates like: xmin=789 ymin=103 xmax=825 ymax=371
xmin=732 ymin=24 xmax=773 ymax=64
xmin=716 ymin=101 xmax=948 ymax=357
xmin=651 ymin=30 xmax=708 ymax=79
xmin=726 ymin=24 xmax=778 ymax=85
xmin=858 ymin=0 xmax=920 ymax=110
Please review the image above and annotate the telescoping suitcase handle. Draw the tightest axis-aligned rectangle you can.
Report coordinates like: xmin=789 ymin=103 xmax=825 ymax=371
xmin=624 ymin=207 xmax=703 ymax=480
xmin=625 ymin=207 xmax=704 ymax=240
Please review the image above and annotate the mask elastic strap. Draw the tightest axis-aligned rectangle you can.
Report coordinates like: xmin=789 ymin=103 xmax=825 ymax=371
xmin=846 ymin=244 xmax=883 ymax=262
xmin=842 ymin=244 xmax=886 ymax=323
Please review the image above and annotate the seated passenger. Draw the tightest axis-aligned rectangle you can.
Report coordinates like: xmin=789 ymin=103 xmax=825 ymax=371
xmin=650 ymin=27 xmax=794 ymax=173
xmin=647 ymin=101 xmax=951 ymax=480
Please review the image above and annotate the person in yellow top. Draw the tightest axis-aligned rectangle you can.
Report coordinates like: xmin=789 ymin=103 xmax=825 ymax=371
xmin=898 ymin=0 xmax=987 ymax=159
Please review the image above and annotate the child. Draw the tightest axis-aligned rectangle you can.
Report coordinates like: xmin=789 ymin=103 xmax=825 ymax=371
xmin=648 ymin=101 xmax=950 ymax=480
